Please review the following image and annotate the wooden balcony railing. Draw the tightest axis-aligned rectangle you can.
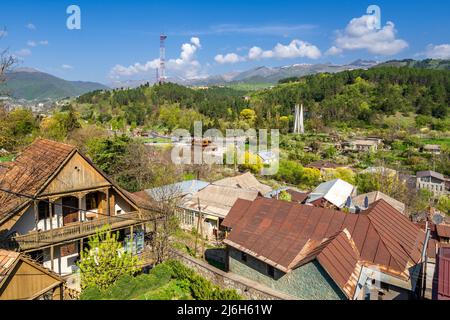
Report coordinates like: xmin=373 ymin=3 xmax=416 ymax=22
xmin=8 ymin=212 xmax=142 ymax=251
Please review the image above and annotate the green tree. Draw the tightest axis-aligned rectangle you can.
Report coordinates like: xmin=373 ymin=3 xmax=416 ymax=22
xmin=239 ymin=109 xmax=257 ymax=127
xmin=78 ymin=225 xmax=140 ymax=291
xmin=438 ymin=196 xmax=450 ymax=216
xmin=279 ymin=190 xmax=292 ymax=202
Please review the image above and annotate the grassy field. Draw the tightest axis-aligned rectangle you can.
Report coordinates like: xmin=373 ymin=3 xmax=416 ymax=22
xmin=0 ymin=155 xmax=14 ymax=162
xmin=422 ymin=137 xmax=450 ymax=148
xmin=224 ymin=82 xmax=273 ymax=91
xmin=139 ymin=137 xmax=172 ymax=144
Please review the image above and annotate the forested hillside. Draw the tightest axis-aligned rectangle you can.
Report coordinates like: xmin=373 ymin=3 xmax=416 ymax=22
xmin=74 ymin=67 xmax=449 ymax=133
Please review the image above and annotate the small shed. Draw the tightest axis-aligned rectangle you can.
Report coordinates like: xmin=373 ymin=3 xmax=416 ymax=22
xmin=0 ymin=249 xmax=64 ymax=300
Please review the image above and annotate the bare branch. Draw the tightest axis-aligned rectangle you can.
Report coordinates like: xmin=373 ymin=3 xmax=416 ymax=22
xmin=0 ymin=27 xmax=17 ymax=84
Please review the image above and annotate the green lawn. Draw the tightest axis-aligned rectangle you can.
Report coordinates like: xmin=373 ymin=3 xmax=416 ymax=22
xmin=139 ymin=137 xmax=172 ymax=144
xmin=0 ymin=155 xmax=14 ymax=162
xmin=422 ymin=137 xmax=450 ymax=148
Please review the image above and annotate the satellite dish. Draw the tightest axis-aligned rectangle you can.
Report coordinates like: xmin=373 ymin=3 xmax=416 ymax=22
xmin=433 ymin=214 xmax=444 ymax=225
xmin=364 ymin=196 xmax=370 ymax=208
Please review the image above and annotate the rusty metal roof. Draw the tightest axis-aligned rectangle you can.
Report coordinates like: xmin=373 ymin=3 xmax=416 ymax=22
xmin=223 ymin=197 xmax=426 ymax=297
xmin=438 ymin=248 xmax=450 ymax=300
xmin=436 ymin=224 xmax=450 ymax=239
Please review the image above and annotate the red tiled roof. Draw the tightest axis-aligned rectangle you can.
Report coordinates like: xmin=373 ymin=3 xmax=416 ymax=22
xmin=0 ymin=249 xmax=20 ymax=283
xmin=223 ymin=198 xmax=425 ymax=298
xmin=0 ymin=139 xmax=75 ymax=220
xmin=438 ymin=248 xmax=450 ymax=300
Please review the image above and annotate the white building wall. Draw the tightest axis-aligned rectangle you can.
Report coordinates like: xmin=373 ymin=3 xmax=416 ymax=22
xmin=10 ymin=199 xmax=65 ymax=235
xmin=43 ymin=242 xmax=80 ymax=276
xmin=115 ymin=194 xmax=132 ymax=214
xmin=9 ymin=207 xmax=35 ymax=235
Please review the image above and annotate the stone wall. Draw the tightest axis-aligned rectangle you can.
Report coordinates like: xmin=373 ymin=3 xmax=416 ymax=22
xmin=228 ymin=247 xmax=346 ymax=300
xmin=170 ymin=250 xmax=296 ymax=300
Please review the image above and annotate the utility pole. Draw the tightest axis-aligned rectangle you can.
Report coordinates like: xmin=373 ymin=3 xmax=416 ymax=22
xmin=194 ymin=197 xmax=202 ymax=258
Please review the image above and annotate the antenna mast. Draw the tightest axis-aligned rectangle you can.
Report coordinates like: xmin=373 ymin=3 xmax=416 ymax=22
xmin=159 ymin=34 xmax=167 ymax=84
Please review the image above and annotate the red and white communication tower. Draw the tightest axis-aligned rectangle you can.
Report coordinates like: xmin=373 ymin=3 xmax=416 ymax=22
xmin=159 ymin=34 xmax=167 ymax=84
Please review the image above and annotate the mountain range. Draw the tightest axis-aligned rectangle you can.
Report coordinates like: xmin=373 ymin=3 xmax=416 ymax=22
xmin=2 ymin=59 xmax=449 ymax=100
xmin=0 ymin=68 xmax=108 ymax=101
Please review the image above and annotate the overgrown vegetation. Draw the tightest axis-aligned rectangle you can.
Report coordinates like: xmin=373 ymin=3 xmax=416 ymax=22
xmin=80 ymin=260 xmax=242 ymax=300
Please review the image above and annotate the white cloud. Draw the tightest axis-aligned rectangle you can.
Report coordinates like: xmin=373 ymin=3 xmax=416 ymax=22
xmin=214 ymin=53 xmax=245 ymax=64
xmin=331 ymin=15 xmax=408 ymax=56
xmin=26 ymin=23 xmax=36 ymax=30
xmin=27 ymin=40 xmax=48 ymax=47
xmin=110 ymin=37 xmax=203 ymax=79
xmin=215 ymin=39 xmax=321 ymax=65
xmin=0 ymin=30 xmax=7 ymax=38
xmin=325 ymin=46 xmax=343 ymax=56
xmin=248 ymin=40 xmax=322 ymax=60
xmin=16 ymin=48 xmax=32 ymax=57
xmin=425 ymin=44 xmax=450 ymax=59
xmin=61 ymin=64 xmax=74 ymax=70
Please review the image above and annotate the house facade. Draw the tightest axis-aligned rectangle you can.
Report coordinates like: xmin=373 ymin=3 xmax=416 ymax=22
xmin=0 ymin=139 xmax=155 ymax=276
xmin=222 ymin=198 xmax=428 ymax=300
xmin=176 ymin=173 xmax=271 ymax=240
xmin=416 ymin=171 xmax=448 ymax=197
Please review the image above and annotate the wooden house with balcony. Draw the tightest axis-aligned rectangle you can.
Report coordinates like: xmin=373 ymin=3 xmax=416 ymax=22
xmin=0 ymin=139 xmax=155 ymax=276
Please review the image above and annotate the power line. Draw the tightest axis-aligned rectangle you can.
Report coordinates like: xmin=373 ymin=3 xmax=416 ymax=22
xmin=0 ymin=186 xmax=160 ymax=224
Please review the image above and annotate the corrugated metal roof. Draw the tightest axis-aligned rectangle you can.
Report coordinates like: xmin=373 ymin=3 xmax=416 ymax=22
xmin=213 ymin=172 xmax=272 ymax=196
xmin=181 ymin=184 xmax=259 ymax=218
xmin=306 ymin=179 xmax=355 ymax=208
xmin=144 ymin=180 xmax=209 ymax=201
xmin=352 ymin=191 xmax=406 ymax=214
xmin=222 ymin=197 xmax=425 ymax=297
xmin=437 ymin=224 xmax=450 ymax=239
xmin=438 ymin=248 xmax=450 ymax=300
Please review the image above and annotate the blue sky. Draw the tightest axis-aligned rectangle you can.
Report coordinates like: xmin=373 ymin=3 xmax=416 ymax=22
xmin=0 ymin=0 xmax=449 ymax=84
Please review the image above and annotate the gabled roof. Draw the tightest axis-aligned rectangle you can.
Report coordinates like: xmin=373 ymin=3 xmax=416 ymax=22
xmin=0 ymin=139 xmax=151 ymax=223
xmin=438 ymin=248 xmax=450 ymax=300
xmin=291 ymin=230 xmax=362 ymax=299
xmin=436 ymin=224 xmax=450 ymax=239
xmin=144 ymin=180 xmax=209 ymax=202
xmin=0 ymin=249 xmax=20 ymax=284
xmin=222 ymin=198 xmax=425 ymax=298
xmin=416 ymin=170 xmax=445 ymax=181
xmin=306 ymin=179 xmax=355 ymax=208
xmin=181 ymin=184 xmax=259 ymax=218
xmin=213 ymin=172 xmax=272 ymax=196
xmin=0 ymin=249 xmax=63 ymax=288
xmin=352 ymin=191 xmax=406 ymax=214
xmin=0 ymin=139 xmax=76 ymax=220
xmin=423 ymin=144 xmax=441 ymax=150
